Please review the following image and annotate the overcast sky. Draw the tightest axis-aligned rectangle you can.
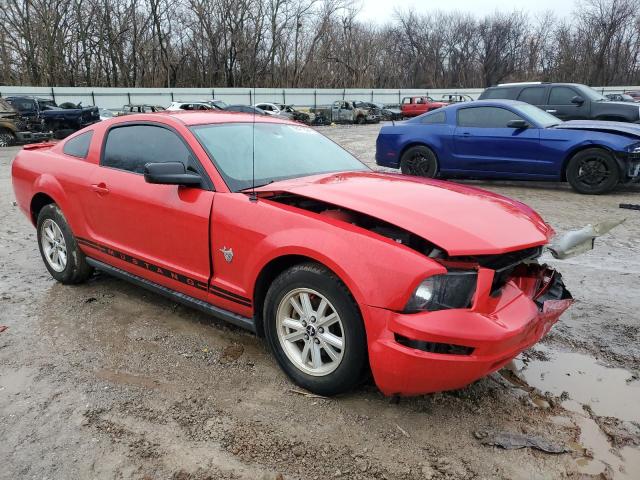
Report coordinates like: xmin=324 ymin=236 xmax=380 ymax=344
xmin=357 ymin=0 xmax=575 ymax=21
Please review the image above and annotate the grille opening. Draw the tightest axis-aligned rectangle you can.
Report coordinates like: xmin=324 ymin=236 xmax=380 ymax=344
xmin=394 ymin=334 xmax=474 ymax=356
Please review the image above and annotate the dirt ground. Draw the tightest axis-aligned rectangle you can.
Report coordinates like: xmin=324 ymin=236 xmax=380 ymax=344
xmin=1 ymin=123 xmax=639 ymax=480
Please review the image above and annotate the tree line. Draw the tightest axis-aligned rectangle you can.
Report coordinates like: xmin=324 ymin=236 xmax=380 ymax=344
xmin=0 ymin=0 xmax=639 ymax=89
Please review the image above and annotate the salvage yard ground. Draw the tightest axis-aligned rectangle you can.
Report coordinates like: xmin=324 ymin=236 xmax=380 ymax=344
xmin=1 ymin=123 xmax=639 ymax=479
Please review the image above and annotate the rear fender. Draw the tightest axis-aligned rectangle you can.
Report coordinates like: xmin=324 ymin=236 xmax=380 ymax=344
xmin=31 ymin=174 xmax=78 ymax=229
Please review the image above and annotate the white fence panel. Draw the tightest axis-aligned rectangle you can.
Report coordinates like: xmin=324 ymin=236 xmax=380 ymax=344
xmin=0 ymin=85 xmax=638 ymax=111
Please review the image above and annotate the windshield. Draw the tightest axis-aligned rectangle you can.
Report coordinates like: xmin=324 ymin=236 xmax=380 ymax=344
xmin=581 ymin=86 xmax=608 ymax=102
xmin=191 ymin=122 xmax=368 ymax=191
xmin=516 ymin=104 xmax=561 ymax=127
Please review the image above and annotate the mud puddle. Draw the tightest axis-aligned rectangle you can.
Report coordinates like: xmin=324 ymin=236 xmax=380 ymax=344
xmin=511 ymin=345 xmax=639 ymax=422
xmin=507 ymin=345 xmax=640 ymax=479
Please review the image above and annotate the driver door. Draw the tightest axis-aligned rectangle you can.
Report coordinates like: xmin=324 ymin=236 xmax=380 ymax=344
xmin=452 ymin=106 xmax=542 ymax=176
xmin=80 ymin=123 xmax=214 ymax=300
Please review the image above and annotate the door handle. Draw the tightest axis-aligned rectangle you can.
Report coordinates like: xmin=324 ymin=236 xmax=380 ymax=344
xmin=461 ymin=131 xmax=471 ymax=136
xmin=546 ymin=109 xmax=557 ymax=113
xmin=90 ymin=183 xmax=109 ymax=195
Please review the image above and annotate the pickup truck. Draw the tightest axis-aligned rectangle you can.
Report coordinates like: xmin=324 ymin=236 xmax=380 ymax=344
xmin=6 ymin=96 xmax=100 ymax=139
xmin=479 ymin=82 xmax=640 ymax=122
xmin=10 ymin=109 xmax=572 ymax=397
xmin=401 ymin=97 xmax=448 ymax=118
xmin=0 ymin=98 xmax=52 ymax=147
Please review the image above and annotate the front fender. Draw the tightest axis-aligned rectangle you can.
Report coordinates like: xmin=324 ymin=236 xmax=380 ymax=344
xmin=211 ymin=194 xmax=445 ymax=312
xmin=247 ymin=226 xmax=445 ymax=311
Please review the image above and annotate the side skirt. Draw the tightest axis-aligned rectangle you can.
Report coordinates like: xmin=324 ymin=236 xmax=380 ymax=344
xmin=86 ymin=257 xmax=256 ymax=333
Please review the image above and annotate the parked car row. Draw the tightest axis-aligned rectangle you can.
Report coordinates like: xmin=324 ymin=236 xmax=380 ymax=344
xmin=377 ymin=84 xmax=640 ymax=194
xmin=0 ymin=96 xmax=100 ymax=146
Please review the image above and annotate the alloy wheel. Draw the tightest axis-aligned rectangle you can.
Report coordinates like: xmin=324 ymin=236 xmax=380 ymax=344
xmin=0 ymin=132 xmax=14 ymax=148
xmin=276 ymin=288 xmax=345 ymax=376
xmin=40 ymin=218 xmax=67 ymax=272
xmin=575 ymin=157 xmax=610 ymax=187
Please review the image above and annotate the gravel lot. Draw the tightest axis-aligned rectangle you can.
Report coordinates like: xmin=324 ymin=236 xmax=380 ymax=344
xmin=1 ymin=123 xmax=639 ymax=479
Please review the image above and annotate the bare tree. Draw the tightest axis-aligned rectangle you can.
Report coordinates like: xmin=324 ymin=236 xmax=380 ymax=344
xmin=2 ymin=0 xmax=640 ymax=89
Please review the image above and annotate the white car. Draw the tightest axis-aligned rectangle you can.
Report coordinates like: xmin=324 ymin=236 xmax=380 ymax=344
xmin=254 ymin=102 xmax=282 ymax=116
xmin=166 ymin=102 xmax=215 ymax=111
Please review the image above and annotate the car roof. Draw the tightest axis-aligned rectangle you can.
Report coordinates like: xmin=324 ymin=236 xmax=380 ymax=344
xmin=490 ymin=82 xmax=584 ymax=89
xmin=111 ymin=110 xmax=299 ymax=126
xmin=445 ymin=99 xmax=524 ymax=109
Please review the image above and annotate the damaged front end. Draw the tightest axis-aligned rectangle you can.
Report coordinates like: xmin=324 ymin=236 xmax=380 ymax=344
xmin=368 ymin=250 xmax=574 ymax=396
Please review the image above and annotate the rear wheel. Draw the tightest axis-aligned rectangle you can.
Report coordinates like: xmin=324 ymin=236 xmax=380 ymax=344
xmin=566 ymin=148 xmax=620 ymax=194
xmin=264 ymin=263 xmax=367 ymax=396
xmin=400 ymin=145 xmax=439 ymax=177
xmin=37 ymin=204 xmax=94 ymax=284
xmin=0 ymin=128 xmax=16 ymax=147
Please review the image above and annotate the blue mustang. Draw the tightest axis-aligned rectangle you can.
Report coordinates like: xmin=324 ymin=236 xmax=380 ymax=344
xmin=375 ymin=99 xmax=640 ymax=194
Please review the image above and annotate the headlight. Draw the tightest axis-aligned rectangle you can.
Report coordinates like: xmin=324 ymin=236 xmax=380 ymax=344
xmin=405 ymin=271 xmax=477 ymax=312
xmin=626 ymin=142 xmax=640 ymax=154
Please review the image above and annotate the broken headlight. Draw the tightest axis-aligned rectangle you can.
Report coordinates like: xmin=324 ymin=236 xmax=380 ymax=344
xmin=405 ymin=271 xmax=477 ymax=313
xmin=626 ymin=142 xmax=640 ymax=154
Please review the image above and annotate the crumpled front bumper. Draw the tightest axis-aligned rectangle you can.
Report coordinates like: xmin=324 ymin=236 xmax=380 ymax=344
xmin=365 ymin=264 xmax=573 ymax=396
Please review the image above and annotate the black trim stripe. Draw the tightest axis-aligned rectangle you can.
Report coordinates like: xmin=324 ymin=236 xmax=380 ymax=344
xmin=76 ymin=237 xmax=252 ymax=307
xmin=85 ymin=257 xmax=255 ymax=332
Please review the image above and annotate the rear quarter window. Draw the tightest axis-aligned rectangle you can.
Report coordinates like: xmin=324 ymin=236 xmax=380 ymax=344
xmin=63 ymin=131 xmax=93 ymax=158
xmin=421 ymin=111 xmax=446 ymax=124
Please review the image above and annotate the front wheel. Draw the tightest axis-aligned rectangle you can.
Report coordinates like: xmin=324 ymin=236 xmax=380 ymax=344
xmin=400 ymin=145 xmax=439 ymax=177
xmin=0 ymin=128 xmax=16 ymax=147
xmin=264 ymin=263 xmax=367 ymax=396
xmin=566 ymin=148 xmax=620 ymax=194
xmin=37 ymin=204 xmax=94 ymax=284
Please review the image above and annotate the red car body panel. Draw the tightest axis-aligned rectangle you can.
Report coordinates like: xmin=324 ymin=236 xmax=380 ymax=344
xmin=11 ymin=111 xmax=571 ymax=396
xmin=401 ymin=97 xmax=448 ymax=117
xmin=254 ymin=172 xmax=552 ymax=255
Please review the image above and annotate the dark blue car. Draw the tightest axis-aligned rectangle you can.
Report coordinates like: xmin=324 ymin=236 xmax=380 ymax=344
xmin=376 ymin=100 xmax=640 ymax=194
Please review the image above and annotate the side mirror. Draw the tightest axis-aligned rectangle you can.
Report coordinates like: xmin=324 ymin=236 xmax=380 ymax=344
xmin=507 ymin=119 xmax=529 ymax=129
xmin=571 ymin=95 xmax=585 ymax=105
xmin=144 ymin=162 xmax=201 ymax=187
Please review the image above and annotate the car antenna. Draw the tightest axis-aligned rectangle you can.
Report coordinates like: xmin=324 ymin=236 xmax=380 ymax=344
xmin=249 ymin=75 xmax=258 ymax=202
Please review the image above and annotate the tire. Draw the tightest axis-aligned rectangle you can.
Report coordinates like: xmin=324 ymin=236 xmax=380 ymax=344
xmin=36 ymin=204 xmax=94 ymax=284
xmin=566 ymin=148 xmax=620 ymax=194
xmin=400 ymin=145 xmax=439 ymax=177
xmin=263 ymin=263 xmax=367 ymax=396
xmin=0 ymin=128 xmax=16 ymax=147
xmin=356 ymin=115 xmax=365 ymax=125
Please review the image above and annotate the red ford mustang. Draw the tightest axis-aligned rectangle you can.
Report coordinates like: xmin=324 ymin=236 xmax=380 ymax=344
xmin=11 ymin=111 xmax=572 ymax=396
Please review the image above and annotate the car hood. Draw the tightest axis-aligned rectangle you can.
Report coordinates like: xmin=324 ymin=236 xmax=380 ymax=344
xmin=553 ymin=120 xmax=640 ymax=139
xmin=258 ymin=171 xmax=552 ymax=255
xmin=0 ymin=98 xmax=16 ymax=115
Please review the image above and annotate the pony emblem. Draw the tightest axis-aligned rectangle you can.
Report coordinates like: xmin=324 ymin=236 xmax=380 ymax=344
xmin=219 ymin=247 xmax=234 ymax=263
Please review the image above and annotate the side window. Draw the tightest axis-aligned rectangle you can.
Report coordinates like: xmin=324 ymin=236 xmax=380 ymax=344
xmin=549 ymin=87 xmax=578 ymax=105
xmin=482 ymin=88 xmax=514 ymax=100
xmin=102 ymin=125 xmax=194 ymax=174
xmin=517 ymin=87 xmax=546 ymax=105
xmin=421 ymin=111 xmax=446 ymax=124
xmin=457 ymin=107 xmax=522 ymax=128
xmin=63 ymin=131 xmax=93 ymax=158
